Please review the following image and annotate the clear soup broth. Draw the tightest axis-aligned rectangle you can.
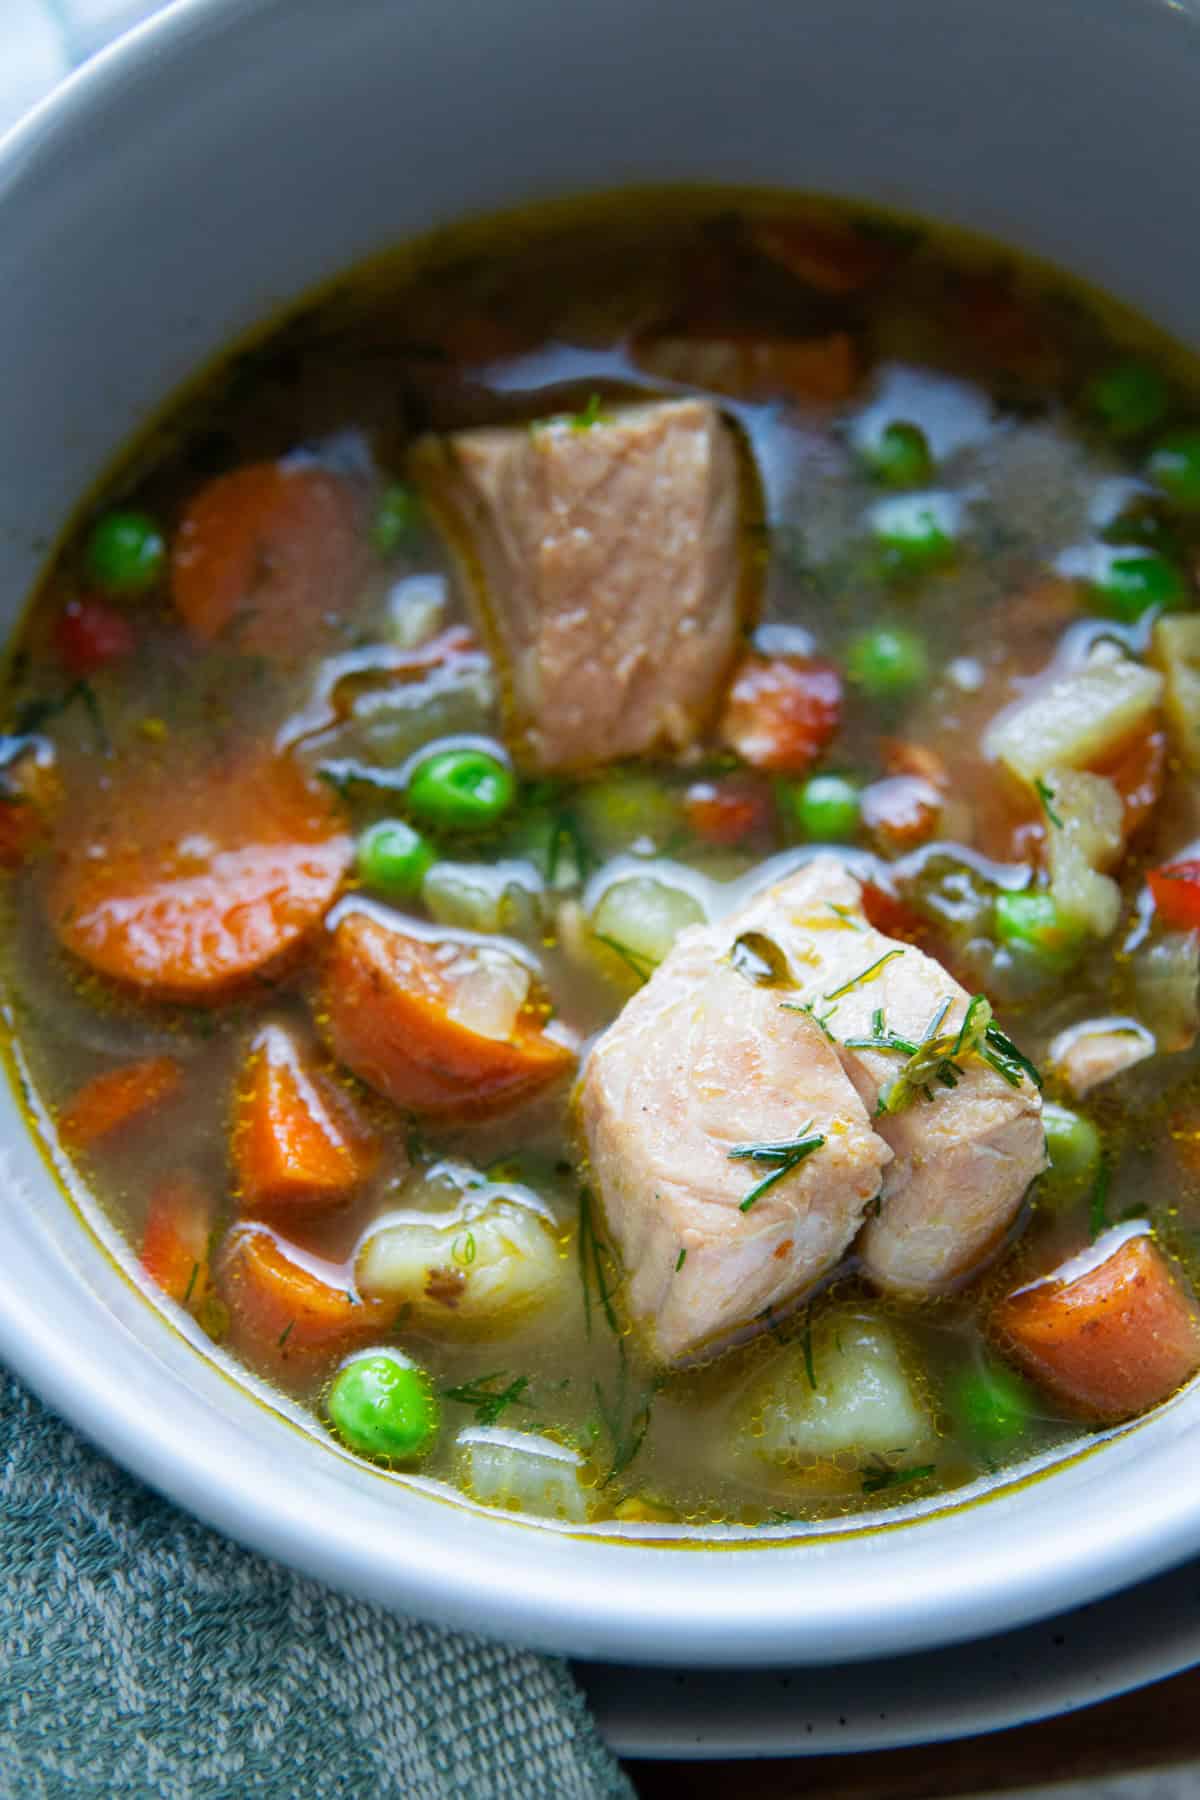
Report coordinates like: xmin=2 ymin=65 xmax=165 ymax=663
xmin=6 ymin=191 xmax=1200 ymax=1534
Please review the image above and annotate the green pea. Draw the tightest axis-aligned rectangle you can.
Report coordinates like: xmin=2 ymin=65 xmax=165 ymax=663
xmin=994 ymin=891 xmax=1080 ymax=974
xmin=327 ymin=1351 xmax=440 ymax=1461
xmin=84 ymin=509 xmax=166 ymax=594
xmin=952 ymin=1360 xmax=1034 ymax=1447
xmin=1041 ymin=1101 xmax=1102 ymax=1193
xmin=407 ymin=746 xmax=515 ymax=831
xmin=371 ymin=483 xmax=422 ymax=556
xmin=869 ymin=492 xmax=958 ymax=575
xmin=846 ymin=625 xmax=929 ymax=699
xmin=1085 ymin=360 xmax=1169 ymax=439
xmin=356 ymin=819 xmax=433 ymax=898
xmin=1088 ymin=548 xmax=1187 ymax=622
xmin=1147 ymin=428 xmax=1200 ymax=511
xmin=779 ymin=773 xmax=860 ymax=843
xmin=860 ymin=420 xmax=933 ymax=488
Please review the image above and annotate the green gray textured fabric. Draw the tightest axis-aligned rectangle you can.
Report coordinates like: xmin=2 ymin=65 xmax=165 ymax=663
xmin=0 ymin=1367 xmax=634 ymax=1800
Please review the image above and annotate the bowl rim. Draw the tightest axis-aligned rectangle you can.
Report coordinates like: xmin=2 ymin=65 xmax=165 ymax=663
xmin=3 ymin=0 xmax=1200 ymax=1668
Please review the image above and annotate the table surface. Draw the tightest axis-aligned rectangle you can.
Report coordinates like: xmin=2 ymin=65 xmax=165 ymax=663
xmin=626 ymin=1663 xmax=1200 ymax=1796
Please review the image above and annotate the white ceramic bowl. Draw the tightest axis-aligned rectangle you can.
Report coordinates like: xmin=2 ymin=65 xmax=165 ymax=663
xmin=2 ymin=0 xmax=1200 ymax=1667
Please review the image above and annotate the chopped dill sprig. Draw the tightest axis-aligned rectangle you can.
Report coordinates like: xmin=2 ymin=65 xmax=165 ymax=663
xmin=981 ymin=1022 xmax=1043 ymax=1091
xmin=570 ymin=392 xmax=605 ymax=431
xmin=674 ymin=1247 xmax=687 ymax=1273
xmin=841 ymin=992 xmax=1040 ymax=1115
xmin=823 ymin=948 xmax=904 ymax=1002
xmin=593 ymin=933 xmax=655 ymax=985
xmin=861 ymin=1460 xmax=936 ymax=1495
xmin=802 ymin=1301 xmax=818 ymax=1392
xmin=827 ymin=902 xmax=865 ymax=931
xmin=277 ymin=1320 xmax=294 ymax=1349
xmin=591 ymin=1364 xmax=661 ymax=1487
xmin=729 ymin=1123 xmax=826 ymax=1212
xmin=779 ymin=997 xmax=838 ymax=1039
xmin=441 ymin=1371 xmax=532 ymax=1427
xmin=547 ymin=812 xmax=592 ymax=887
xmin=1034 ymin=777 xmax=1063 ymax=829
xmin=1089 ymin=1159 xmax=1112 ymax=1241
xmin=870 ymin=995 xmax=972 ymax=1115
xmin=182 ymin=1262 xmax=200 ymax=1309
xmin=578 ymin=1187 xmax=621 ymax=1337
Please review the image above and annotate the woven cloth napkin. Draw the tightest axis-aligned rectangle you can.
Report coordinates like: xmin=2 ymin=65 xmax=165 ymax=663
xmin=0 ymin=8 xmax=633 ymax=1796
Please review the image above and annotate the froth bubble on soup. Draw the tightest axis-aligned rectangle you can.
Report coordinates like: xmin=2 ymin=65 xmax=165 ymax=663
xmin=8 ymin=190 xmax=1200 ymax=1535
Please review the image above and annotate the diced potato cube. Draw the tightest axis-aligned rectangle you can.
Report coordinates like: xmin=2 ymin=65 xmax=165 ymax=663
xmin=422 ymin=858 xmax=544 ymax=936
xmin=742 ymin=1310 xmax=933 ymax=1468
xmin=588 ymin=875 xmax=706 ymax=979
xmin=1044 ymin=769 xmax=1123 ymax=938
xmin=1151 ymin=616 xmax=1200 ymax=770
xmin=984 ymin=647 xmax=1163 ymax=785
xmin=458 ymin=1426 xmax=592 ymax=1522
xmin=357 ymin=1192 xmax=564 ymax=1331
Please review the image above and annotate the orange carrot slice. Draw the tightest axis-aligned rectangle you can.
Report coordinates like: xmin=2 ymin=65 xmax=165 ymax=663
xmin=217 ymin=1223 xmax=395 ymax=1376
xmin=0 ymin=743 xmax=61 ymax=870
xmin=233 ymin=1024 xmax=379 ymax=1216
xmin=59 ymin=1055 xmax=181 ymax=1150
xmin=720 ymin=653 xmax=842 ymax=774
xmin=141 ymin=1171 xmax=213 ymax=1306
xmin=993 ymin=1230 xmax=1200 ymax=1421
xmin=170 ymin=462 xmax=367 ymax=660
xmin=684 ymin=776 xmax=771 ymax=846
xmin=322 ymin=912 xmax=576 ymax=1119
xmin=50 ymin=748 xmax=350 ymax=1001
xmin=753 ymin=217 xmax=900 ymax=295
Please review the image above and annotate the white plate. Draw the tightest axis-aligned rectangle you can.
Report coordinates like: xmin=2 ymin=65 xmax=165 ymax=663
xmin=577 ymin=1556 xmax=1200 ymax=1757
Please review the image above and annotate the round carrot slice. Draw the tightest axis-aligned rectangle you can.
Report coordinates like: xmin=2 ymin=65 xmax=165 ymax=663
xmin=232 ymin=1023 xmax=379 ymax=1216
xmin=993 ymin=1230 xmax=1200 ymax=1421
xmin=217 ymin=1223 xmax=395 ymax=1378
xmin=170 ymin=461 xmax=367 ymax=660
xmin=50 ymin=749 xmax=351 ymax=1000
xmin=322 ymin=911 xmax=576 ymax=1119
xmin=58 ymin=1055 xmax=182 ymax=1150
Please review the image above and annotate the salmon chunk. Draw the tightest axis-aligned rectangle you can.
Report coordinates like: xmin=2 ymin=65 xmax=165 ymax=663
xmin=580 ymin=856 xmax=1045 ymax=1363
xmin=729 ymin=858 xmax=1046 ymax=1295
xmin=411 ymin=399 xmax=748 ymax=772
xmin=579 ymin=929 xmax=891 ymax=1364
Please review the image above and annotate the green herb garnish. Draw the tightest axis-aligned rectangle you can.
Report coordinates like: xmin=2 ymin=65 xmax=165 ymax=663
xmin=15 ymin=678 xmax=108 ymax=754
xmin=861 ymin=1461 xmax=936 ymax=1495
xmin=823 ymin=948 xmax=904 ymax=1002
xmin=779 ymin=998 xmax=838 ymax=1039
xmin=571 ymin=393 xmax=605 ymax=431
xmin=674 ymin=1247 xmax=687 ymax=1273
xmin=277 ymin=1320 xmax=294 ymax=1349
xmin=441 ymin=1371 xmax=532 ymax=1427
xmin=593 ymin=933 xmax=655 ymax=984
xmin=1089 ymin=1159 xmax=1112 ymax=1240
xmin=547 ymin=812 xmax=591 ymax=887
xmin=981 ymin=1022 xmax=1043 ymax=1091
xmin=1034 ymin=777 xmax=1063 ymax=829
xmin=578 ymin=1187 xmax=621 ymax=1337
xmin=802 ymin=1302 xmax=818 ymax=1392
xmin=590 ymin=1362 xmax=661 ymax=1487
xmin=729 ymin=1123 xmax=826 ymax=1212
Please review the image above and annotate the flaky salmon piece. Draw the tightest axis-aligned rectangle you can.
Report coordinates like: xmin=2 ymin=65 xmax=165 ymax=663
xmin=412 ymin=399 xmax=749 ymax=773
